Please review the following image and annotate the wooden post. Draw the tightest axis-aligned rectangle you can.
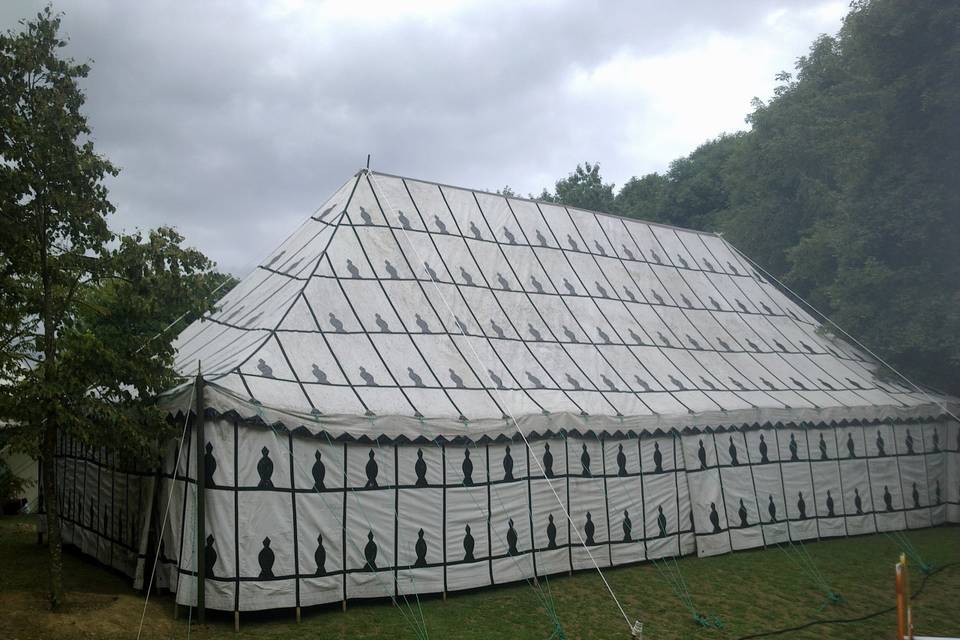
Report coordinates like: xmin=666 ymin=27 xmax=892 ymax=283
xmin=342 ymin=599 xmax=347 ymax=612
xmin=295 ymin=606 xmax=301 ymax=623
xmin=234 ymin=610 xmax=240 ymax=633
xmin=895 ymin=553 xmax=906 ymax=640
xmin=903 ymin=553 xmax=913 ymax=640
xmin=194 ymin=369 xmax=206 ymax=624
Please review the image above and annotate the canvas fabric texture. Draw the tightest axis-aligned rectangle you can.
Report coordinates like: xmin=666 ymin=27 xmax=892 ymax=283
xmin=46 ymin=170 xmax=960 ymax=611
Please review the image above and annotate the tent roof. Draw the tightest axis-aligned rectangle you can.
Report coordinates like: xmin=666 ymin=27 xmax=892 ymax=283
xmin=162 ymin=169 xmax=955 ymax=439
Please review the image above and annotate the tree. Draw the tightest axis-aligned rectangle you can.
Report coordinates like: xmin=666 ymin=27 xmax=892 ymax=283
xmin=721 ymin=0 xmax=960 ymax=393
xmin=0 ymin=8 xmax=234 ymax=609
xmin=538 ymin=1 xmax=959 ymax=394
xmin=540 ymin=162 xmax=616 ymax=213
xmin=614 ymin=173 xmax=669 ymax=223
xmin=615 ymin=134 xmax=742 ymax=229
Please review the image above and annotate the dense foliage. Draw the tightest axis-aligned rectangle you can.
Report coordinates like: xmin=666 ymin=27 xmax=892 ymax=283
xmin=0 ymin=8 xmax=234 ymax=608
xmin=540 ymin=0 xmax=960 ymax=395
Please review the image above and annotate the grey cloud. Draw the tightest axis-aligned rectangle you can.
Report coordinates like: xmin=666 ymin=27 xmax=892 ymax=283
xmin=2 ymin=0 xmax=834 ymax=275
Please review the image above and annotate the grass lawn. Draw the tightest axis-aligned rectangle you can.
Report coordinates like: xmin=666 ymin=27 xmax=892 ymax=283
xmin=1 ymin=516 xmax=958 ymax=639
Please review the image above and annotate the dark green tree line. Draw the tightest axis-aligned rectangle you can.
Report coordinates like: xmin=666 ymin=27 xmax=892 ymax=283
xmin=540 ymin=0 xmax=960 ymax=394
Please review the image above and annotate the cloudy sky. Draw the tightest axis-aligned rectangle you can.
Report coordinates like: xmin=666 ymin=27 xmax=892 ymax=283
xmin=4 ymin=0 xmax=846 ymax=277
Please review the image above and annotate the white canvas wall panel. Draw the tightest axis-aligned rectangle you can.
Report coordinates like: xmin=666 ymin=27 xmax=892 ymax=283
xmin=640 ymin=436 xmax=675 ymax=474
xmin=296 ymin=492 xmax=344 ymax=607
xmin=892 ymin=423 xmax=922 ymax=457
xmin=779 ymin=461 xmax=818 ymax=541
xmin=445 ymin=485 xmax=490 ymax=592
xmin=603 ymin=437 xmax=645 ymax=563
xmin=925 ymin=452 xmax=946 ymax=525
xmin=235 ymin=487 xmax=296 ymax=609
xmin=567 ymin=476 xmax=610 ymax=569
xmin=530 ymin=478 xmax=571 ymax=575
xmin=898 ymin=456 xmax=932 ymax=529
xmin=175 ymin=485 xmax=199 ymax=592
xmin=81 ymin=459 xmax=99 ymax=556
xmin=397 ymin=488 xmax=444 ymax=594
xmin=750 ymin=461 xmax=788 ymax=544
xmin=238 ymin=428 xmax=290 ymax=489
xmin=344 ymin=489 xmax=395 ymax=599
xmin=868 ymin=457 xmax=906 ymax=532
xmin=606 ymin=476 xmax=646 ymax=565
xmin=675 ymin=462 xmax=696 ymax=554
xmin=200 ymin=419 xmax=233 ymax=488
xmin=346 ymin=443 xmax=394 ymax=490
xmin=156 ymin=475 xmax=183 ymax=590
xmin=837 ymin=425 xmax=867 ymax=461
xmin=97 ymin=465 xmax=113 ymax=565
xmin=397 ymin=445 xmax=443 ymax=488
xmin=719 ymin=454 xmax=765 ymax=550
xmin=201 ymin=489 xmax=237 ymax=610
xmin=863 ymin=423 xmax=893 ymax=458
xmin=838 ymin=458 xmax=875 ymax=535
xmin=642 ymin=471 xmax=680 ymax=559
xmin=489 ymin=481 xmax=535 ymax=582
xmin=684 ymin=434 xmax=729 ymax=557
xmin=604 ymin=438 xmax=640 ymax=478
xmin=291 ymin=438 xmax=343 ymax=492
xmin=809 ymin=458 xmax=845 ymax=538
xmin=948 ymin=450 xmax=960 ymax=523
xmin=488 ymin=442 xmax=528 ymax=484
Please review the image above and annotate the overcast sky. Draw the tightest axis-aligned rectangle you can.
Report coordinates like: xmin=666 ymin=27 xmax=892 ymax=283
xmin=3 ymin=0 xmax=847 ymax=277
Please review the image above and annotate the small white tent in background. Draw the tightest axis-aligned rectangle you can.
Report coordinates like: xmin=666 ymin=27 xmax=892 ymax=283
xmin=52 ymin=169 xmax=960 ymax=621
xmin=1 ymin=423 xmax=38 ymax=514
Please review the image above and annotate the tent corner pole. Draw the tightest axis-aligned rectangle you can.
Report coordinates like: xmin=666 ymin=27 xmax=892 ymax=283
xmin=194 ymin=367 xmax=206 ymax=624
xmin=234 ymin=610 xmax=240 ymax=633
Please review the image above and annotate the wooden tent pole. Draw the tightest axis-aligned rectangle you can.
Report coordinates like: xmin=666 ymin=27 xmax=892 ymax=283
xmin=194 ymin=366 xmax=206 ymax=624
xmin=896 ymin=553 xmax=906 ymax=640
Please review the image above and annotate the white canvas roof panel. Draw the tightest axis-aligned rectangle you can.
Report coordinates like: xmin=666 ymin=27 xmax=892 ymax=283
xmin=162 ymin=170 xmax=957 ymax=439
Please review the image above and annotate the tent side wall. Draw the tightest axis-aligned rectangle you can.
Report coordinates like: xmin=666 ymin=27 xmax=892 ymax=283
xmin=50 ymin=432 xmax=156 ymax=583
xmin=149 ymin=416 xmax=960 ymax=612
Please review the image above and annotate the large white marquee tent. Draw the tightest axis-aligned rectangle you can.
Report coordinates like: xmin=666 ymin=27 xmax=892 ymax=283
xmin=51 ymin=169 xmax=960 ymax=618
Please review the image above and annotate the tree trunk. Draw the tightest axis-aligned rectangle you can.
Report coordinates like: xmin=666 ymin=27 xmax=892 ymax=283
xmin=41 ymin=423 xmax=63 ymax=609
xmin=42 ymin=421 xmax=63 ymax=610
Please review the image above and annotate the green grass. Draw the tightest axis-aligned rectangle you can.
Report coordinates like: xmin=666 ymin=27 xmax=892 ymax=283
xmin=1 ymin=516 xmax=958 ymax=639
